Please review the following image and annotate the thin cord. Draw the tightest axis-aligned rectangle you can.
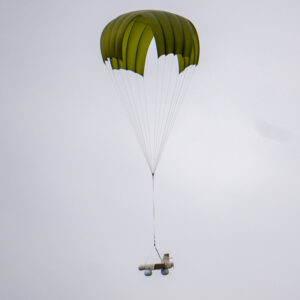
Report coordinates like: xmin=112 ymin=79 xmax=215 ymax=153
xmin=154 ymin=66 xmax=196 ymax=171
xmin=153 ymin=55 xmax=173 ymax=171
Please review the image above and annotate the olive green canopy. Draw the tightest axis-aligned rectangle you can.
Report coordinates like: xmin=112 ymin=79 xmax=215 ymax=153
xmin=100 ymin=10 xmax=200 ymax=76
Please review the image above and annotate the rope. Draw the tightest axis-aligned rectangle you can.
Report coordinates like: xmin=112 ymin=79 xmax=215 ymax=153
xmin=152 ymin=172 xmax=162 ymax=261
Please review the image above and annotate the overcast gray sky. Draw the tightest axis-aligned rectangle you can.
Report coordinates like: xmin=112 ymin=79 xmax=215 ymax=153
xmin=1 ymin=0 xmax=300 ymax=299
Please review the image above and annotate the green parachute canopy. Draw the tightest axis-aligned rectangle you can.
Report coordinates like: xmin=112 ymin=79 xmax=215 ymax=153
xmin=100 ymin=10 xmax=200 ymax=76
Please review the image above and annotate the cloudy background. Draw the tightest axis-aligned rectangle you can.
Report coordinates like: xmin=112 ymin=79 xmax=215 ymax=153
xmin=1 ymin=0 xmax=300 ymax=299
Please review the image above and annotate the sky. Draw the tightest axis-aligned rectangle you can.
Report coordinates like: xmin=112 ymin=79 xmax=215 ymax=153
xmin=0 ymin=0 xmax=300 ymax=299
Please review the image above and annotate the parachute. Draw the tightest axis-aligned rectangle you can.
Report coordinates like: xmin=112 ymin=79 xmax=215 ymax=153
xmin=100 ymin=10 xmax=200 ymax=265
xmin=101 ymin=10 xmax=199 ymax=174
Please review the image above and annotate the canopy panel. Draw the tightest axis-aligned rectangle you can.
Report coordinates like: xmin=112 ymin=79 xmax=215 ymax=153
xmin=100 ymin=10 xmax=200 ymax=76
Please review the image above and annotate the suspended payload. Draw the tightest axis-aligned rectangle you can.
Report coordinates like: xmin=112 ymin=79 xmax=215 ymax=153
xmin=100 ymin=10 xmax=200 ymax=275
xmin=138 ymin=253 xmax=173 ymax=276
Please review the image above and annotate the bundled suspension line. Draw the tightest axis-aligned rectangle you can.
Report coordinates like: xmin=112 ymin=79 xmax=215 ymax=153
xmin=152 ymin=172 xmax=162 ymax=261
